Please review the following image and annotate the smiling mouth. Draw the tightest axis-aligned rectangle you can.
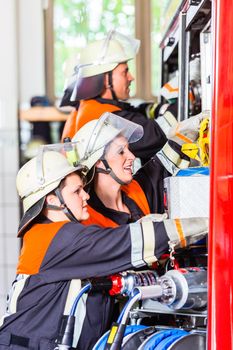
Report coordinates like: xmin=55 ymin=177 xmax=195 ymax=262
xmin=124 ymin=165 xmax=133 ymax=174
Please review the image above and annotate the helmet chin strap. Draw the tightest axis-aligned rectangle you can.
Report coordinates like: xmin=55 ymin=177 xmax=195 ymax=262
xmin=96 ymin=159 xmax=131 ymax=186
xmin=107 ymin=71 xmax=118 ymax=101
xmin=46 ymin=188 xmax=79 ymax=222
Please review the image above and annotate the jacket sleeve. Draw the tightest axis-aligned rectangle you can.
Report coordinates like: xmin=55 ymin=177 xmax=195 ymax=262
xmin=39 ymin=221 xmax=169 ymax=282
xmin=133 ymin=138 xmax=191 ymax=213
xmin=114 ymin=109 xmax=167 ymax=162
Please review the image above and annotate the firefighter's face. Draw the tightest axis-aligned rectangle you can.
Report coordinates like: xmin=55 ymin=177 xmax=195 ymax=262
xmin=61 ymin=173 xmax=90 ymax=221
xmin=105 ymin=135 xmax=135 ymax=183
xmin=111 ymin=63 xmax=134 ymax=100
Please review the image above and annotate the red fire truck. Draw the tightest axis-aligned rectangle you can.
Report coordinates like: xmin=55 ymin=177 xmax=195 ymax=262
xmin=159 ymin=0 xmax=233 ymax=348
xmin=105 ymin=1 xmax=232 ymax=349
xmin=91 ymin=2 xmax=233 ymax=349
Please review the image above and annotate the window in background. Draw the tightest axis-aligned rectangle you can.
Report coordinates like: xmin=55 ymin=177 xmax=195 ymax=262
xmin=49 ymin=1 xmax=165 ymax=101
xmin=54 ymin=0 xmax=135 ymax=98
xmin=151 ymin=0 xmax=165 ymax=96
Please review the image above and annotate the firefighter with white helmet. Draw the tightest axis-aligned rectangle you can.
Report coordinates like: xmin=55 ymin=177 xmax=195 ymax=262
xmin=71 ymin=112 xmax=207 ymax=228
xmin=61 ymin=30 xmax=178 ymax=164
xmin=16 ymin=113 xmax=143 ymax=236
xmin=0 ymin=113 xmax=208 ymax=350
xmin=61 ymin=30 xmax=140 ymax=105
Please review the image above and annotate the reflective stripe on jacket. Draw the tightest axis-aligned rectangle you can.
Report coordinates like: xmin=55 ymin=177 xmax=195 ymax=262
xmin=0 ymin=219 xmax=169 ymax=350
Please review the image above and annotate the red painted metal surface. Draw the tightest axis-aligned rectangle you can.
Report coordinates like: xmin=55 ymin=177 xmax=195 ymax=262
xmin=208 ymin=0 xmax=233 ymax=348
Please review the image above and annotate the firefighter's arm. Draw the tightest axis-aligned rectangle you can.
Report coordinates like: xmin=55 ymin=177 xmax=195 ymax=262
xmin=156 ymin=217 xmax=208 ymax=249
xmin=145 ymin=101 xmax=178 ymax=138
xmin=156 ymin=112 xmax=209 ymax=174
xmin=138 ymin=216 xmax=208 ymax=261
xmin=167 ymin=112 xmax=205 ymax=145
xmin=39 ymin=217 xmax=207 ymax=279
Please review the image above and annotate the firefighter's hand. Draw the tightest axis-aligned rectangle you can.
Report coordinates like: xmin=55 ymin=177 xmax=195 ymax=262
xmin=156 ymin=111 xmax=210 ymax=174
xmin=155 ymin=107 xmax=178 ymax=136
xmin=156 ymin=140 xmax=190 ymax=174
xmin=164 ymin=217 xmax=208 ymax=249
xmin=137 ymin=213 xmax=168 ymax=223
xmin=168 ymin=111 xmax=210 ymax=146
xmin=145 ymin=102 xmax=158 ymax=119
xmin=142 ymin=216 xmax=208 ymax=260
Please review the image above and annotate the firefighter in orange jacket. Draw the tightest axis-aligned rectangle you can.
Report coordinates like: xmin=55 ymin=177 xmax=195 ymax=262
xmin=61 ymin=30 xmax=178 ymax=165
xmin=0 ymin=113 xmax=208 ymax=350
xmin=72 ymin=112 xmax=206 ymax=228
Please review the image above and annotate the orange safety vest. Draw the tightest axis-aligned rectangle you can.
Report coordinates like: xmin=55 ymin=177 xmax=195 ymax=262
xmin=61 ymin=99 xmax=121 ymax=140
xmin=17 ymin=221 xmax=66 ymax=274
xmin=82 ymin=180 xmax=150 ymax=228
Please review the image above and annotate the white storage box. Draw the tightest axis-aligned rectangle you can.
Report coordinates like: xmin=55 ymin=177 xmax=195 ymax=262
xmin=164 ymin=175 xmax=210 ymax=218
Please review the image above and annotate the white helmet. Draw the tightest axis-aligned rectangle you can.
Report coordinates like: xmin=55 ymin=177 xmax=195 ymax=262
xmin=75 ymin=30 xmax=140 ymax=79
xmin=69 ymin=30 xmax=140 ymax=102
xmin=72 ymin=112 xmax=143 ymax=170
xmin=17 ymin=113 xmax=143 ymax=236
xmin=16 ymin=147 xmax=85 ymax=237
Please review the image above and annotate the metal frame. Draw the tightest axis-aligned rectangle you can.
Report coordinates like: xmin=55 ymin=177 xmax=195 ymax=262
xmin=159 ymin=0 xmax=233 ymax=348
xmin=208 ymin=0 xmax=233 ymax=348
xmin=178 ymin=11 xmax=190 ymax=121
xmin=200 ymin=21 xmax=211 ymax=111
xmin=44 ymin=0 xmax=54 ymax=103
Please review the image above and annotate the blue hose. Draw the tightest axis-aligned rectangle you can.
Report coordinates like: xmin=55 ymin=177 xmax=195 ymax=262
xmin=117 ymin=289 xmax=140 ymax=323
xmin=70 ymin=283 xmax=92 ymax=316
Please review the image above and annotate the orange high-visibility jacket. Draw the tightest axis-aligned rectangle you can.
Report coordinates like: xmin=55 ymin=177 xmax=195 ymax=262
xmin=82 ymin=180 xmax=150 ymax=228
xmin=61 ymin=99 xmax=121 ymax=140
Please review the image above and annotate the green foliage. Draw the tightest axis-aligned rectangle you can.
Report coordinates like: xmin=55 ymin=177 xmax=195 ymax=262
xmin=53 ymin=0 xmax=164 ymax=98
xmin=54 ymin=0 xmax=135 ymax=96
xmin=151 ymin=0 xmax=163 ymax=96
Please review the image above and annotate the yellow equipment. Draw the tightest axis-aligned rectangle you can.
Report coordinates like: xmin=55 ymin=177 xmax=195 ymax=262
xmin=181 ymin=117 xmax=210 ymax=166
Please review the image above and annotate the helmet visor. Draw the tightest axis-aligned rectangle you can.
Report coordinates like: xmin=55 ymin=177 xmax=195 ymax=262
xmin=70 ymin=73 xmax=105 ymax=102
xmin=70 ymin=30 xmax=140 ymax=101
xmin=93 ymin=29 xmax=140 ymax=66
xmin=60 ymin=73 xmax=79 ymax=107
xmin=18 ymin=143 xmax=88 ymax=201
xmin=101 ymin=112 xmax=143 ymax=143
xmin=37 ymin=142 xmax=88 ymax=171
xmin=72 ymin=112 xmax=143 ymax=162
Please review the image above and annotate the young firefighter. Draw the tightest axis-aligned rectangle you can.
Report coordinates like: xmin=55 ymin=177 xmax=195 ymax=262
xmin=72 ymin=112 xmax=206 ymax=227
xmin=61 ymin=30 xmax=178 ymax=164
xmin=0 ymin=115 xmax=208 ymax=350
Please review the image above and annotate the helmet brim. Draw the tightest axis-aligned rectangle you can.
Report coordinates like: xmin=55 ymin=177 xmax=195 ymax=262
xmin=18 ymin=197 xmax=45 ymax=237
xmin=71 ymin=74 xmax=105 ymax=102
xmin=60 ymin=81 xmax=79 ymax=107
